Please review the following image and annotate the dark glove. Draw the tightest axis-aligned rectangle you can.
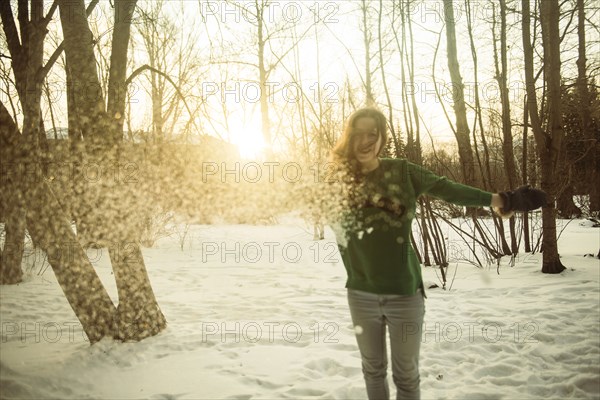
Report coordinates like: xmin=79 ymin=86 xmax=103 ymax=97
xmin=499 ymin=185 xmax=547 ymax=213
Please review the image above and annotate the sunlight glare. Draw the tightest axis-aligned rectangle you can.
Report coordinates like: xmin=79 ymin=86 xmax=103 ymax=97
xmin=228 ymin=115 xmax=266 ymax=160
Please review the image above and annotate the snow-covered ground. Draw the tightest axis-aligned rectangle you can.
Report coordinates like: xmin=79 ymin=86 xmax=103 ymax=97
xmin=1 ymin=217 xmax=599 ymax=399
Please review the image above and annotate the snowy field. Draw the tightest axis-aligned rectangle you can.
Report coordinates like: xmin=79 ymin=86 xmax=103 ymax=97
xmin=1 ymin=217 xmax=599 ymax=399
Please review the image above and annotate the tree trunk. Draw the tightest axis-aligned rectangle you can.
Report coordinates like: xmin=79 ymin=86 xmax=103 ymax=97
xmin=539 ymin=153 xmax=565 ymax=273
xmin=494 ymin=0 xmax=519 ymax=253
xmin=59 ymin=0 xmax=167 ymax=340
xmin=522 ymin=99 xmax=531 ymax=252
xmin=379 ymin=0 xmax=396 ymax=148
xmin=465 ymin=0 xmax=492 ymax=189
xmin=540 ymin=0 xmax=566 ymax=273
xmin=59 ymin=0 xmax=107 ymax=247
xmin=576 ymin=0 xmax=598 ymax=213
xmin=2 ymin=100 xmax=116 ymax=341
xmin=0 ymin=103 xmax=25 ymax=285
xmin=24 ymin=167 xmax=118 ymax=342
xmin=442 ymin=0 xmax=475 ymax=186
xmin=107 ymin=0 xmax=137 ymax=143
xmin=110 ymin=242 xmax=166 ymax=340
xmin=361 ymin=0 xmax=375 ymax=106
xmin=108 ymin=0 xmax=167 ymax=340
xmin=257 ymin=6 xmax=272 ymax=153
xmin=495 ymin=0 xmax=519 ymax=189
xmin=493 ymin=215 xmax=512 ymax=255
xmin=0 ymin=179 xmax=25 ymax=285
xmin=58 ymin=0 xmax=106 ymax=144
xmin=523 ymin=0 xmax=566 ymax=273
xmin=419 ymin=199 xmax=432 ymax=266
xmin=0 ymin=0 xmax=55 ymax=284
xmin=591 ymin=155 xmax=600 ymax=213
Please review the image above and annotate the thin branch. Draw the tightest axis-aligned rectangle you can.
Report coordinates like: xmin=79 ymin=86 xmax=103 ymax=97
xmin=321 ymin=16 xmax=367 ymax=91
xmin=431 ymin=24 xmax=457 ymax=137
xmin=0 ymin=1 xmax=23 ymax=61
xmin=125 ymin=64 xmax=202 ymax=136
xmin=41 ymin=0 xmax=59 ymax=28
xmin=266 ymin=22 xmax=314 ymax=76
xmin=209 ymin=59 xmax=258 ymax=69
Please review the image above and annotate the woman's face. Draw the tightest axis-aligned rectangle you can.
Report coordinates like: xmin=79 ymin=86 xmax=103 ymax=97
xmin=352 ymin=117 xmax=382 ymax=166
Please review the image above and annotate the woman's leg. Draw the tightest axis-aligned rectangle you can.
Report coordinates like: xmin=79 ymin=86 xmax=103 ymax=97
xmin=347 ymin=288 xmax=390 ymax=400
xmin=384 ymin=290 xmax=425 ymax=400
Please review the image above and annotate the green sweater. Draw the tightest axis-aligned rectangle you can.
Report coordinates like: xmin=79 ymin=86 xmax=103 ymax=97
xmin=334 ymin=158 xmax=493 ymax=296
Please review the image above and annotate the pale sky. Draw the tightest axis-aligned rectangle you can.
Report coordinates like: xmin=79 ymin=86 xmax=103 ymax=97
xmin=2 ymin=0 xmax=597 ymax=159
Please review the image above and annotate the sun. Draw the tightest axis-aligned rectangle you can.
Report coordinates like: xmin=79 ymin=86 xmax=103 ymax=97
xmin=228 ymin=114 xmax=267 ymax=160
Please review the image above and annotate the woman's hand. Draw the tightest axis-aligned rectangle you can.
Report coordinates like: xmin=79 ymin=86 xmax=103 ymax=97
xmin=493 ymin=185 xmax=548 ymax=218
xmin=491 ymin=194 xmax=504 ymax=208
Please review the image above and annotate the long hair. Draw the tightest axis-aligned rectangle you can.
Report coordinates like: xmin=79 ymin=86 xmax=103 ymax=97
xmin=318 ymin=108 xmax=388 ymax=223
xmin=330 ymin=108 xmax=388 ymax=168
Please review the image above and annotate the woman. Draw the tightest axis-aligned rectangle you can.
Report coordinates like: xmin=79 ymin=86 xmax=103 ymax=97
xmin=327 ymin=108 xmax=546 ymax=400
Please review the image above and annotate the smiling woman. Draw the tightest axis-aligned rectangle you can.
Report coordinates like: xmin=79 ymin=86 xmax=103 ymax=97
xmin=325 ymin=107 xmax=547 ymax=400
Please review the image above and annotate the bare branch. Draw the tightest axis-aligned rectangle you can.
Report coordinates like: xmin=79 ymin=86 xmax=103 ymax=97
xmin=125 ymin=64 xmax=202 ymax=135
xmin=0 ymin=1 xmax=23 ymax=61
xmin=38 ymin=0 xmax=100 ymax=80
xmin=41 ymin=1 xmax=59 ymax=28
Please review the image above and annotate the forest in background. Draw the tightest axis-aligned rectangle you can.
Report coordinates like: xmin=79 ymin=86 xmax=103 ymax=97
xmin=0 ymin=0 xmax=599 ymax=343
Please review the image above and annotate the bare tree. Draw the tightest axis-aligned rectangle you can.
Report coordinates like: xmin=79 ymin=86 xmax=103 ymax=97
xmin=522 ymin=0 xmax=566 ymax=273
xmin=442 ymin=0 xmax=476 ymax=186
xmin=136 ymin=0 xmax=176 ymax=141
xmin=491 ymin=0 xmax=519 ymax=253
xmin=360 ymin=0 xmax=375 ymax=106
xmin=0 ymin=0 xmax=58 ymax=284
xmin=388 ymin=0 xmax=410 ymax=158
xmin=0 ymin=0 xmax=132 ymax=343
xmin=465 ymin=0 xmax=492 ymax=189
xmin=58 ymin=0 xmax=167 ymax=339
xmin=1 ymin=98 xmax=118 ymax=343
xmin=200 ymin=0 xmax=313 ymax=155
xmin=576 ymin=0 xmax=599 ymax=213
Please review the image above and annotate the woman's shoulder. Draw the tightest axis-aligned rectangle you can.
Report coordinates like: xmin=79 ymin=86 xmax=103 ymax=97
xmin=380 ymin=157 xmax=407 ymax=163
xmin=379 ymin=157 xmax=409 ymax=169
xmin=381 ymin=157 xmax=429 ymax=172
xmin=377 ymin=158 xmax=411 ymax=180
xmin=379 ymin=158 xmax=433 ymax=183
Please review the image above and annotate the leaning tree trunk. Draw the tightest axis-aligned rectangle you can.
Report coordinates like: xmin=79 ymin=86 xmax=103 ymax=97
xmin=1 ymin=101 xmax=117 ymax=342
xmin=23 ymin=170 xmax=118 ymax=343
xmin=109 ymin=0 xmax=166 ymax=340
xmin=1 ymin=0 xmax=120 ymax=341
xmin=58 ymin=0 xmax=107 ymax=249
xmin=0 ymin=0 xmax=51 ymax=284
xmin=110 ymin=241 xmax=166 ymax=340
xmin=59 ymin=0 xmax=167 ymax=340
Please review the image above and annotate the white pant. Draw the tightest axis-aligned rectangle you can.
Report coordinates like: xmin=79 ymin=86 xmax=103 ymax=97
xmin=347 ymin=288 xmax=425 ymax=400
